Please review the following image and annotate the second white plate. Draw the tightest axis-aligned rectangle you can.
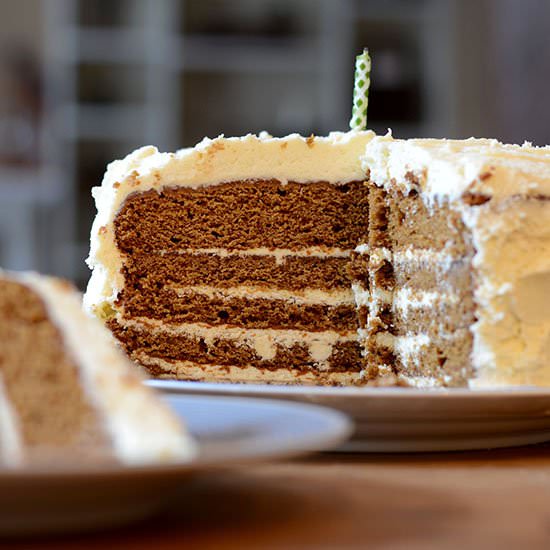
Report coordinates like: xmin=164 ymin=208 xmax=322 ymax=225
xmin=148 ymin=381 xmax=550 ymax=453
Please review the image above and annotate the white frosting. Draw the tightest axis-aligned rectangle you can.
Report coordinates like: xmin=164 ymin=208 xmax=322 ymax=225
xmin=351 ymin=283 xmax=370 ymax=308
xmin=0 ymin=372 xmax=24 ymax=467
xmin=9 ymin=272 xmax=195 ymax=464
xmin=171 ymin=285 xmax=354 ymax=306
xmin=138 ymin=356 xmax=365 ymax=385
xmin=364 ymin=133 xmax=550 ymax=202
xmin=85 ymin=131 xmax=374 ymax=314
xmin=159 ymin=246 xmax=350 ymax=264
xmin=393 ymin=288 xmax=458 ymax=314
xmin=465 ymin=200 xmax=550 ymax=386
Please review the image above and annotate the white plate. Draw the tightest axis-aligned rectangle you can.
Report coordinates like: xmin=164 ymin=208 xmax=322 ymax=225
xmin=0 ymin=394 xmax=350 ymax=536
xmin=149 ymin=381 xmax=550 ymax=453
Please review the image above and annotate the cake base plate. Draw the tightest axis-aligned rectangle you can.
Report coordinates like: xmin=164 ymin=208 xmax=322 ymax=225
xmin=149 ymin=381 xmax=550 ymax=453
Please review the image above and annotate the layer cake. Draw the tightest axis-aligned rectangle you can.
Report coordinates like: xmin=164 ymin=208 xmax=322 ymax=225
xmin=85 ymin=132 xmax=550 ymax=387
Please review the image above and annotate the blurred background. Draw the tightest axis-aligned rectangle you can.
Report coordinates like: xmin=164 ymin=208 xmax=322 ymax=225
xmin=0 ymin=0 xmax=549 ymax=286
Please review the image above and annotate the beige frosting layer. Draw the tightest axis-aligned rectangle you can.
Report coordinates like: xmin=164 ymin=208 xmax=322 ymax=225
xmin=137 ymin=356 xmax=365 ymax=386
xmin=160 ymin=246 xmax=351 ymax=263
xmin=171 ymin=285 xmax=354 ymax=306
xmin=85 ymin=131 xmax=374 ymax=315
xmin=466 ymin=199 xmax=550 ymax=387
xmin=5 ymin=271 xmax=195 ymax=464
xmin=364 ymin=133 xmax=550 ymax=201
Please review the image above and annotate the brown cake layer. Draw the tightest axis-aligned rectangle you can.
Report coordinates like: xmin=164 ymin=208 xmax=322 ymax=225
xmin=118 ymin=289 xmax=357 ymax=332
xmin=393 ymin=257 xmax=472 ymax=292
xmin=348 ymin=251 xmax=369 ymax=286
xmin=114 ymin=180 xmax=369 ymax=252
xmin=122 ymin=252 xmax=353 ymax=290
xmin=387 ymin=185 xmax=473 ymax=254
xmin=0 ymin=280 xmax=110 ymax=453
xmin=108 ymin=320 xmax=363 ymax=374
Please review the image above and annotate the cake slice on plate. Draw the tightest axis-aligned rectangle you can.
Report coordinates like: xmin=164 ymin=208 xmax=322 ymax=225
xmin=0 ymin=270 xmax=195 ymax=467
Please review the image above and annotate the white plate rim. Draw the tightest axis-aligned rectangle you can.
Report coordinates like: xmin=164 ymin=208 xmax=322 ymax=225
xmin=147 ymin=379 xmax=550 ymax=400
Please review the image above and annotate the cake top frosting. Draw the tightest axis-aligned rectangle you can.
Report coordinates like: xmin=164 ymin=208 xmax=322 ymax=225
xmin=364 ymin=133 xmax=550 ymax=201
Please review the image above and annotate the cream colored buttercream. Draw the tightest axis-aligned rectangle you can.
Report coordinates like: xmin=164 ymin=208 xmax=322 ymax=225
xmin=363 ymin=134 xmax=550 ymax=201
xmin=136 ymin=356 xmax=365 ymax=385
xmin=171 ymin=284 xmax=354 ymax=306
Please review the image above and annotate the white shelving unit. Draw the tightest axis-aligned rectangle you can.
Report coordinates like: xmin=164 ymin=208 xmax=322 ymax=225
xmin=22 ymin=0 xmax=460 ymax=284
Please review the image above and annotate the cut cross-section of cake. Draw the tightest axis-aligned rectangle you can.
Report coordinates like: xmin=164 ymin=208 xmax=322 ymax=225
xmin=354 ymin=135 xmax=550 ymax=387
xmin=85 ymin=132 xmax=374 ymax=384
xmin=85 ymin=131 xmax=550 ymax=388
xmin=0 ymin=270 xmax=195 ymax=467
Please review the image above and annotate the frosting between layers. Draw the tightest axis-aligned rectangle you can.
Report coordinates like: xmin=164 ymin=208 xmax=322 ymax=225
xmin=137 ymin=356 xmax=365 ymax=385
xmin=13 ymin=272 xmax=195 ymax=464
xmin=171 ymin=285 xmax=354 ymax=306
xmin=364 ymin=134 xmax=550 ymax=201
xmin=160 ymin=247 xmax=351 ymax=265
xmin=85 ymin=131 xmax=374 ymax=313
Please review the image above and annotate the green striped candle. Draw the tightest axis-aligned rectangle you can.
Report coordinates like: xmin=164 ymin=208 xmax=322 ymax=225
xmin=349 ymin=49 xmax=371 ymax=131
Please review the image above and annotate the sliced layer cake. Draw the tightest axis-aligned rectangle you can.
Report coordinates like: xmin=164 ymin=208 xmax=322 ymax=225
xmin=85 ymin=132 xmax=374 ymax=384
xmin=0 ymin=271 xmax=195 ymax=466
xmin=85 ymin=132 xmax=550 ymax=387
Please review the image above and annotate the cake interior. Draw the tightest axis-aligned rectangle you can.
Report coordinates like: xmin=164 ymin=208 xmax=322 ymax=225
xmin=106 ymin=173 xmax=479 ymax=387
xmin=0 ymin=280 xmax=112 ymax=463
xmin=349 ymin=176 xmax=476 ymax=387
xmin=108 ymin=179 xmax=369 ymax=384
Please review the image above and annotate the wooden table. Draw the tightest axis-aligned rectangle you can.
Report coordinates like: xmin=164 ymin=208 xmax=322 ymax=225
xmin=9 ymin=443 xmax=550 ymax=549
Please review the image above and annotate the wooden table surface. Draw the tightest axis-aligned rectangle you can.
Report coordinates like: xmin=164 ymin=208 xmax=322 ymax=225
xmin=10 ymin=443 xmax=550 ymax=549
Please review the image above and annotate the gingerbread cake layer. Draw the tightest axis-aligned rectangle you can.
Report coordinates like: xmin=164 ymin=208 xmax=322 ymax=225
xmin=117 ymin=287 xmax=357 ymax=331
xmin=0 ymin=279 xmax=111 ymax=460
xmin=121 ymin=251 xmax=353 ymax=290
xmin=115 ymin=181 xmax=369 ymax=252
